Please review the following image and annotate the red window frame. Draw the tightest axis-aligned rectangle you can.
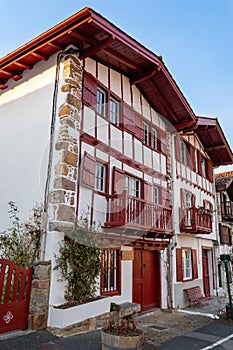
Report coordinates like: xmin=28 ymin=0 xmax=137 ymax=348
xmin=101 ymin=249 xmax=121 ymax=296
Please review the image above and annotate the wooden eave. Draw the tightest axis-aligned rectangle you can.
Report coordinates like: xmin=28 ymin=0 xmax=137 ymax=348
xmin=0 ymin=7 xmax=196 ymax=129
xmin=195 ymin=116 xmax=233 ymax=167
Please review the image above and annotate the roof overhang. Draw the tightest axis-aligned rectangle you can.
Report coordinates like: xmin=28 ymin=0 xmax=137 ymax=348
xmin=196 ymin=116 xmax=233 ymax=167
xmin=0 ymin=7 xmax=196 ymax=129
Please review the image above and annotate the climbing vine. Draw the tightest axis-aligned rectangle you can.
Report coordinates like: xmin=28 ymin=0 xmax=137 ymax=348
xmin=0 ymin=201 xmax=42 ymax=268
xmin=54 ymin=212 xmax=102 ymax=304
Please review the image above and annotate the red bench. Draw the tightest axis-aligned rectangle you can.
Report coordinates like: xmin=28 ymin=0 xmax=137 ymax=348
xmin=184 ymin=286 xmax=209 ymax=306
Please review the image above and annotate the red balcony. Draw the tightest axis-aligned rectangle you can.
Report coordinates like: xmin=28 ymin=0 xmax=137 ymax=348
xmin=180 ymin=207 xmax=212 ymax=234
xmin=103 ymin=191 xmax=173 ymax=240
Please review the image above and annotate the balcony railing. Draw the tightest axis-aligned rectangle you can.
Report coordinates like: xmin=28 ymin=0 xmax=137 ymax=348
xmin=221 ymin=200 xmax=233 ymax=221
xmin=104 ymin=190 xmax=173 ymax=234
xmin=180 ymin=207 xmax=212 ymax=234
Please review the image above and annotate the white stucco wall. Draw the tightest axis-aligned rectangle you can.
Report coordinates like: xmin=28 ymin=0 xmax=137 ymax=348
xmin=0 ymin=55 xmax=57 ymax=231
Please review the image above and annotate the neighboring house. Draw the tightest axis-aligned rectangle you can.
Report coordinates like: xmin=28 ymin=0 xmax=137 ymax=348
xmin=215 ymin=171 xmax=233 ymax=292
xmin=0 ymin=8 xmax=232 ymax=328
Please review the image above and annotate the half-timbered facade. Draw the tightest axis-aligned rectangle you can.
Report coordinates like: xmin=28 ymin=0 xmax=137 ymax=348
xmin=215 ymin=171 xmax=233 ymax=292
xmin=0 ymin=8 xmax=233 ymax=328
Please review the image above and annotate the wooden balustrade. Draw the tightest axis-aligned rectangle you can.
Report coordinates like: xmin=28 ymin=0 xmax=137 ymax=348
xmin=105 ymin=190 xmax=173 ymax=233
xmin=180 ymin=207 xmax=212 ymax=234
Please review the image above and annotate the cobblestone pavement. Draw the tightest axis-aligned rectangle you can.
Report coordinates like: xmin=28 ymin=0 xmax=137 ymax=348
xmin=138 ymin=296 xmax=229 ymax=348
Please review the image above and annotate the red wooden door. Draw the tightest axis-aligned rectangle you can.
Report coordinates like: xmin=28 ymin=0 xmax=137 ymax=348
xmin=202 ymin=250 xmax=210 ymax=298
xmin=0 ymin=259 xmax=33 ymax=334
xmin=133 ymin=250 xmax=161 ymax=311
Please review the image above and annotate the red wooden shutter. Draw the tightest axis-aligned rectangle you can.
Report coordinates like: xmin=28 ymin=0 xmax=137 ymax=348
xmin=189 ymin=145 xmax=196 ymax=172
xmin=82 ymin=152 xmax=96 ymax=189
xmin=175 ymin=136 xmax=181 ymax=162
xmin=113 ymin=167 xmax=125 ymax=194
xmin=206 ymin=159 xmax=213 ymax=182
xmin=144 ymin=182 xmax=153 ymax=202
xmin=176 ymin=248 xmax=183 ymax=282
xmin=191 ymin=194 xmax=196 ymax=208
xmin=159 ymin=129 xmax=168 ymax=155
xmin=192 ymin=249 xmax=198 ymax=279
xmin=161 ymin=187 xmax=170 ymax=207
xmin=134 ymin=112 xmax=143 ymax=141
xmin=123 ymin=103 xmax=135 ymax=134
xmin=83 ymin=72 xmax=97 ymax=107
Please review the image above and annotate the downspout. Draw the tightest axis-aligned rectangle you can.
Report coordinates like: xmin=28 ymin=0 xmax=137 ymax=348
xmin=213 ymin=175 xmax=220 ymax=296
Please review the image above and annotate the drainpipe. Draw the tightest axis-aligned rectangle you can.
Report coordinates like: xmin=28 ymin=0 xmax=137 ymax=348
xmin=213 ymin=178 xmax=220 ymax=296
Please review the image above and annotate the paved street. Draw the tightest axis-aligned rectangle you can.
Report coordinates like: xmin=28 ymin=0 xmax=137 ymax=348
xmin=0 ymin=297 xmax=233 ymax=350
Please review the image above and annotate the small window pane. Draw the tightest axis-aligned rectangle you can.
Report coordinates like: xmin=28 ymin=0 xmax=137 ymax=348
xmin=110 ymin=98 xmax=119 ymax=125
xmin=101 ymin=249 xmax=119 ymax=294
xmin=154 ymin=186 xmax=159 ymax=204
xmin=97 ymin=88 xmax=106 ymax=116
xmin=143 ymin=122 xmax=149 ymax=145
xmin=152 ymin=128 xmax=157 ymax=149
xmin=95 ymin=163 xmax=106 ymax=192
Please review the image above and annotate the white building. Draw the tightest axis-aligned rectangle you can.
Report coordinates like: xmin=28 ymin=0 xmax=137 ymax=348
xmin=0 ymin=8 xmax=232 ymax=329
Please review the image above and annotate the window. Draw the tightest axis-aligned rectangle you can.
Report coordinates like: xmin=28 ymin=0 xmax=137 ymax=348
xmin=110 ymin=97 xmax=119 ymax=125
xmin=95 ymin=162 xmax=106 ymax=192
xmin=97 ymin=88 xmax=106 ymax=116
xmin=176 ymin=248 xmax=198 ymax=281
xmin=152 ymin=128 xmax=158 ymax=150
xmin=143 ymin=122 xmax=149 ymax=145
xmin=101 ymin=249 xmax=120 ymax=295
xmin=153 ymin=186 xmax=159 ymax=204
xmin=201 ymin=156 xmax=206 ymax=177
xmin=182 ymin=249 xmax=192 ymax=280
xmin=124 ymin=175 xmax=141 ymax=198
xmin=181 ymin=140 xmax=190 ymax=165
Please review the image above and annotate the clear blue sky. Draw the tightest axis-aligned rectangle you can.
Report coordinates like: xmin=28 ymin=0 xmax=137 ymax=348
xmin=1 ymin=0 xmax=232 ymax=173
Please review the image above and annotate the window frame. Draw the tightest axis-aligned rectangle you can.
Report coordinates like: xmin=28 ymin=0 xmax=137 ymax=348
xmin=143 ymin=121 xmax=150 ymax=146
xmin=110 ymin=96 xmax=120 ymax=126
xmin=124 ymin=174 xmax=141 ymax=198
xmin=153 ymin=186 xmax=159 ymax=204
xmin=96 ymin=87 xmax=106 ymax=116
xmin=101 ymin=249 xmax=121 ymax=296
xmin=152 ymin=127 xmax=158 ymax=150
xmin=182 ymin=248 xmax=193 ymax=280
xmin=95 ymin=162 xmax=106 ymax=193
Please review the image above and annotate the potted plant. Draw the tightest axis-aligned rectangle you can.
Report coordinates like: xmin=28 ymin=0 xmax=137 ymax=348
xmin=101 ymin=302 xmax=144 ymax=350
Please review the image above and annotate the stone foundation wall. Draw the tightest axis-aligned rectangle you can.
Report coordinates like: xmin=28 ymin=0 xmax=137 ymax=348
xmin=28 ymin=261 xmax=51 ymax=330
xmin=51 ymin=302 xmax=140 ymax=336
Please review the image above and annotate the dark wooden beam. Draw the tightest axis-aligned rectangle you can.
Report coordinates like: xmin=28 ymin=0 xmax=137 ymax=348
xmin=205 ymin=144 xmax=226 ymax=151
xmin=149 ymin=79 xmax=179 ymax=123
xmin=48 ymin=41 xmax=63 ymax=50
xmin=130 ymin=65 xmax=159 ymax=85
xmin=68 ymin=29 xmax=97 ymax=45
xmin=31 ymin=51 xmax=48 ymax=61
xmin=14 ymin=61 xmax=32 ymax=70
xmin=0 ymin=84 xmax=7 ymax=90
xmin=79 ymin=35 xmax=115 ymax=59
xmin=0 ymin=69 xmax=13 ymax=77
xmin=105 ymin=47 xmax=141 ymax=71
xmin=12 ymin=74 xmax=22 ymax=81
xmin=171 ymin=120 xmax=196 ymax=131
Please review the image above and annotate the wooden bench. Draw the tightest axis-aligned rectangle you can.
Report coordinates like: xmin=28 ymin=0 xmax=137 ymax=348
xmin=184 ymin=286 xmax=209 ymax=306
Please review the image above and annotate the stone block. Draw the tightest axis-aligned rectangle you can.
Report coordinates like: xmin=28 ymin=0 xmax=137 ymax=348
xmin=54 ymin=177 xmax=76 ymax=191
xmin=58 ymin=104 xmax=73 ymax=117
xmin=62 ymin=151 xmax=78 ymax=166
xmin=30 ymin=313 xmax=47 ymax=330
xmin=56 ymin=204 xmax=75 ymax=222
xmin=33 ymin=262 xmax=51 ymax=280
xmin=119 ymin=302 xmax=140 ymax=318
xmin=66 ymin=93 xmax=80 ymax=108
xmin=55 ymin=164 xmax=69 ymax=176
xmin=49 ymin=190 xmax=66 ymax=204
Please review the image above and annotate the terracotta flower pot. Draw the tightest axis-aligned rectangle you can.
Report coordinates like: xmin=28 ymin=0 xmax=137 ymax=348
xmin=101 ymin=329 xmax=144 ymax=349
